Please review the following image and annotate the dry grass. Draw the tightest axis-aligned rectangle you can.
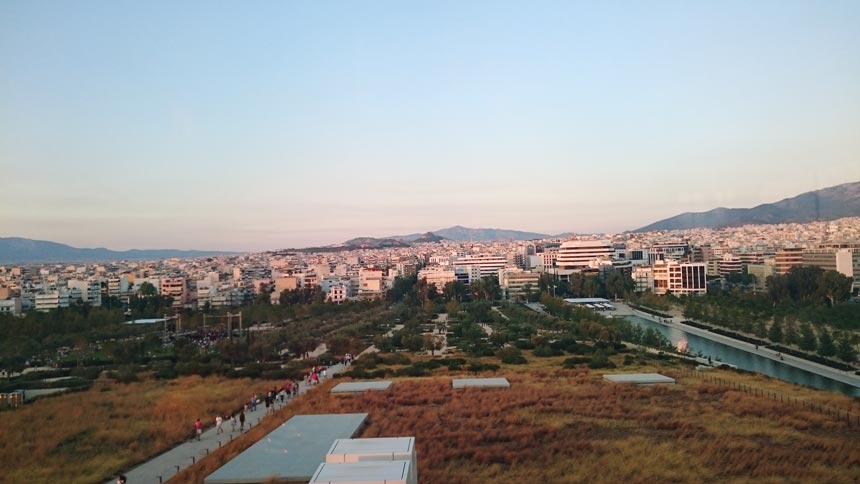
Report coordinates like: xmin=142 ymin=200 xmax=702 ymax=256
xmin=8 ymin=355 xmax=860 ymax=484
xmin=0 ymin=374 xmax=283 ymax=484
xmin=166 ymin=357 xmax=860 ymax=484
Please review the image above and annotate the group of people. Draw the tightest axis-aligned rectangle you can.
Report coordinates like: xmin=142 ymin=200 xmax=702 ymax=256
xmin=194 ymin=408 xmax=247 ymax=441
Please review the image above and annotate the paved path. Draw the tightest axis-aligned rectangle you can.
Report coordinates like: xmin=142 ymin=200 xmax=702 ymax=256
xmin=617 ymin=302 xmax=860 ymax=389
xmin=105 ymin=363 xmax=348 ymax=484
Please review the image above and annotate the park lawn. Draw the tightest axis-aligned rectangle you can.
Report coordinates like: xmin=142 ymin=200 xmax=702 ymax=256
xmin=0 ymin=374 xmax=284 ymax=484
xmin=171 ymin=353 xmax=860 ymax=484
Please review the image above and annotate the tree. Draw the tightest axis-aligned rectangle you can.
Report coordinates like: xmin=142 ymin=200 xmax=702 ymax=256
xmin=138 ymin=281 xmax=158 ymax=297
xmin=783 ymin=317 xmax=800 ymax=347
xmin=817 ymin=327 xmax=836 ymax=358
xmin=799 ymin=323 xmax=817 ymax=352
xmin=819 ymin=270 xmax=853 ymax=305
xmin=445 ymin=300 xmax=461 ymax=316
xmin=768 ymin=320 xmax=784 ymax=344
xmin=442 ymin=280 xmax=467 ymax=302
xmin=835 ymin=332 xmax=858 ymax=363
xmin=605 ymin=270 xmax=628 ymax=300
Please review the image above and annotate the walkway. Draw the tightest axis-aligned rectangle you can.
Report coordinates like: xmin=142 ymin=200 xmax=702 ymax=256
xmin=104 ymin=362 xmax=348 ymax=484
xmin=617 ymin=302 xmax=860 ymax=389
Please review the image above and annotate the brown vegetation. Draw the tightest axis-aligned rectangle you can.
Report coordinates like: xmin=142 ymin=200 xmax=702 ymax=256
xmin=0 ymin=374 xmax=284 ymax=484
xmin=168 ymin=357 xmax=860 ymax=484
xmin=6 ymin=355 xmax=860 ymax=484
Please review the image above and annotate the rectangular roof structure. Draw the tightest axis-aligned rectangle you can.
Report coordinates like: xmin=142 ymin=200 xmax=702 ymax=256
xmin=310 ymin=461 xmax=415 ymax=484
xmin=563 ymin=297 xmax=611 ymax=304
xmin=204 ymin=413 xmax=368 ymax=484
xmin=331 ymin=381 xmax=393 ymax=394
xmin=452 ymin=377 xmax=510 ymax=389
xmin=326 ymin=437 xmax=415 ymax=462
xmin=603 ymin=373 xmax=676 ymax=385
xmin=326 ymin=437 xmax=417 ymax=484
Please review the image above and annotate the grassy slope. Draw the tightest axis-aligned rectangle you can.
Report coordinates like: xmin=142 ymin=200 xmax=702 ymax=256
xmin=0 ymin=374 xmax=284 ymax=484
xmin=170 ymin=355 xmax=860 ymax=484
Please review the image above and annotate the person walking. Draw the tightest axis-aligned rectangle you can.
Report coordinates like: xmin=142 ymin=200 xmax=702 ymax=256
xmin=215 ymin=414 xmax=224 ymax=434
xmin=194 ymin=418 xmax=203 ymax=441
xmin=239 ymin=409 xmax=246 ymax=431
xmin=117 ymin=475 xmax=127 ymax=484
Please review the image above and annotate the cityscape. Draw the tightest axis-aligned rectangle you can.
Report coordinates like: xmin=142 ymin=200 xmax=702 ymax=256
xmin=2 ymin=214 xmax=860 ymax=316
xmin=2 ymin=1 xmax=860 ymax=484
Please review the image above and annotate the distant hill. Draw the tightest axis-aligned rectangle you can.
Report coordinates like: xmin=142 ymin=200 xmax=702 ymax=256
xmin=426 ymin=226 xmax=550 ymax=241
xmin=409 ymin=232 xmax=448 ymax=244
xmin=0 ymin=237 xmax=239 ymax=264
xmin=340 ymin=237 xmax=410 ymax=249
xmin=634 ymin=181 xmax=860 ymax=232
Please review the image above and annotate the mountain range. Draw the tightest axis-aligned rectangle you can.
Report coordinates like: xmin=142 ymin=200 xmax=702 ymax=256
xmin=634 ymin=181 xmax=860 ymax=232
xmin=0 ymin=238 xmax=238 ymax=264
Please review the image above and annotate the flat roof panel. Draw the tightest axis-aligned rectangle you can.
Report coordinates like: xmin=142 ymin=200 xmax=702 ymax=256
xmin=331 ymin=381 xmax=393 ymax=393
xmin=310 ymin=461 xmax=411 ymax=483
xmin=328 ymin=437 xmax=414 ymax=455
xmin=603 ymin=373 xmax=675 ymax=385
xmin=204 ymin=413 xmax=368 ymax=484
xmin=452 ymin=378 xmax=510 ymax=389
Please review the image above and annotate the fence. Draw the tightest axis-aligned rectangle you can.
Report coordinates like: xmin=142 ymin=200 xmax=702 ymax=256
xmin=672 ymin=366 xmax=860 ymax=428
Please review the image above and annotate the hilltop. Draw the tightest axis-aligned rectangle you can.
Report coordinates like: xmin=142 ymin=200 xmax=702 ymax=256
xmin=635 ymin=181 xmax=860 ymax=232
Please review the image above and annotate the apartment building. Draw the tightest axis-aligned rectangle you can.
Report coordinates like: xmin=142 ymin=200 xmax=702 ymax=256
xmin=775 ymin=247 xmax=804 ymax=275
xmin=498 ymin=269 xmax=541 ymax=301
xmin=451 ymin=254 xmax=509 ymax=277
xmin=417 ymin=267 xmax=456 ymax=292
xmin=160 ymin=277 xmax=188 ymax=308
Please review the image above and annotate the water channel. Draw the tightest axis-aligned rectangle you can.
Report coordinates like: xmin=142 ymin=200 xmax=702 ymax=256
xmin=625 ymin=315 xmax=860 ymax=397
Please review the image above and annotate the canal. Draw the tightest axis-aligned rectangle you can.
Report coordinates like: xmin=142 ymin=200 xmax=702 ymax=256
xmin=625 ymin=315 xmax=860 ymax=397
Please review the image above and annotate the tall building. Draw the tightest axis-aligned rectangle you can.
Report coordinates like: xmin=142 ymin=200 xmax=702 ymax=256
xmin=557 ymin=241 xmax=613 ymax=270
xmin=652 ymin=261 xmax=707 ymax=295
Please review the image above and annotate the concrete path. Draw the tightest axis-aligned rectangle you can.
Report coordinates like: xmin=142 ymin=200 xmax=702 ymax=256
xmin=105 ymin=363 xmax=348 ymax=484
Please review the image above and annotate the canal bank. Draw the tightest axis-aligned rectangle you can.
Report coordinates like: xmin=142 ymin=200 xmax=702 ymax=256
xmin=613 ymin=302 xmax=860 ymax=394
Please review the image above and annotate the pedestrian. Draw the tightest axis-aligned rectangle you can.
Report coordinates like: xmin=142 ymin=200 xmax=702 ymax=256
xmin=231 ymin=413 xmax=237 ymax=432
xmin=216 ymin=414 xmax=223 ymax=434
xmin=194 ymin=418 xmax=203 ymax=441
xmin=239 ymin=409 xmax=246 ymax=431
xmin=117 ymin=475 xmax=127 ymax=484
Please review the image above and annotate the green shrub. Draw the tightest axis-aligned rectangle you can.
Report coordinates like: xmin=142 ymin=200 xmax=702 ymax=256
xmin=562 ymin=356 xmax=590 ymax=368
xmin=588 ymin=350 xmax=616 ymax=369
xmin=496 ymin=347 xmax=528 ymax=365
xmin=533 ymin=346 xmax=563 ymax=357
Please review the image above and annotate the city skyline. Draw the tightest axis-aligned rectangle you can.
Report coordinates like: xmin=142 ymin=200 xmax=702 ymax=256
xmin=2 ymin=1 xmax=859 ymax=251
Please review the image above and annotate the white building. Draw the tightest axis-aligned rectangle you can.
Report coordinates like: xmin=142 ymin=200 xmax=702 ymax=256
xmin=557 ymin=241 xmax=613 ymax=270
xmin=67 ymin=280 xmax=102 ymax=306
xmin=452 ymin=254 xmax=508 ymax=277
xmin=417 ymin=267 xmax=456 ymax=293
xmin=35 ymin=290 xmax=70 ymax=312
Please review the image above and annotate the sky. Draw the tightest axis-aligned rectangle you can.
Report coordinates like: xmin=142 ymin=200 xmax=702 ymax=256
xmin=1 ymin=1 xmax=859 ymax=251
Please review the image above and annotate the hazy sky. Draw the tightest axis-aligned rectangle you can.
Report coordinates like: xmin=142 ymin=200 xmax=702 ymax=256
xmin=2 ymin=1 xmax=859 ymax=251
